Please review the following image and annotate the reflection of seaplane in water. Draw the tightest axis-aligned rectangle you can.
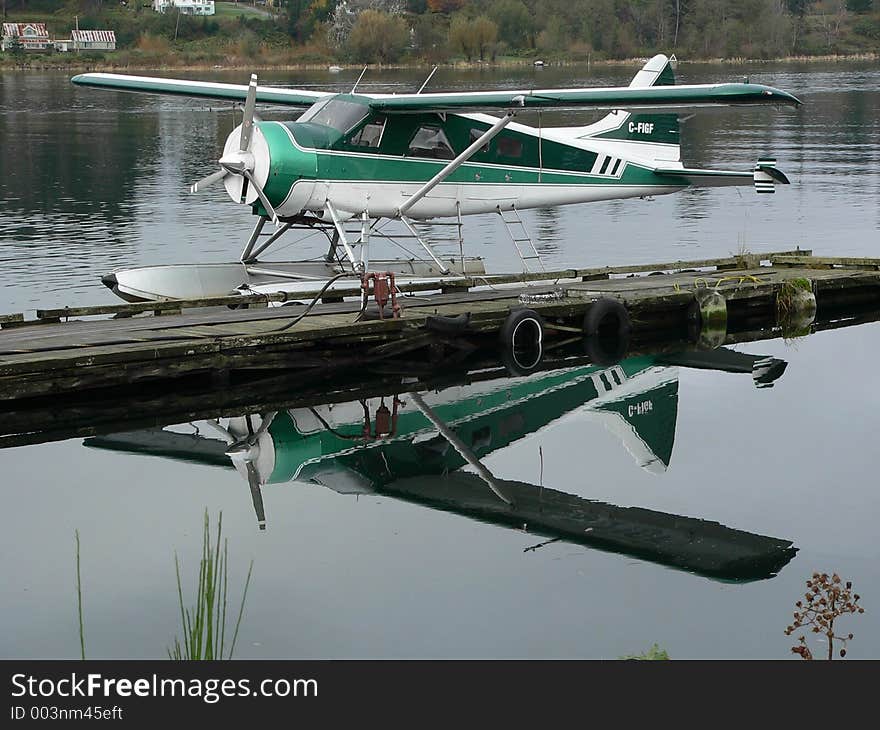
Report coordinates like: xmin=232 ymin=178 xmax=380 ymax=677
xmin=86 ymin=346 xmax=794 ymax=581
xmin=70 ymin=55 xmax=799 ymax=303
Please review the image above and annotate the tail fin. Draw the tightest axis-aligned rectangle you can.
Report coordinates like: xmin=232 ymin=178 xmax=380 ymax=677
xmin=574 ymin=54 xmax=681 ymax=165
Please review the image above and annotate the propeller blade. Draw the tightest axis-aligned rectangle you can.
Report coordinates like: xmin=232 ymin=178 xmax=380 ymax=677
xmin=245 ymin=460 xmax=267 ymax=531
xmin=240 ymin=73 xmax=258 ymax=153
xmin=242 ymin=169 xmax=279 ymax=226
xmin=252 ymin=411 xmax=277 ymax=439
xmin=188 ymin=168 xmax=228 ymax=194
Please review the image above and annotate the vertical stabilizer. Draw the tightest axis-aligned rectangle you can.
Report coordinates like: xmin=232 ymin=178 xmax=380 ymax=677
xmin=571 ymin=54 xmax=681 ymax=165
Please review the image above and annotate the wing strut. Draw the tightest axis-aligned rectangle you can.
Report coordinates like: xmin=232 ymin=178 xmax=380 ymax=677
xmin=396 ymin=108 xmax=519 ymax=218
xmin=407 ymin=392 xmax=514 ymax=507
xmin=325 ymin=201 xmax=365 ymax=274
xmin=399 ymin=216 xmax=453 ymax=274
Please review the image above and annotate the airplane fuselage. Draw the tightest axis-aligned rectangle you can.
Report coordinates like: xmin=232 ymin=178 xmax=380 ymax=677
xmin=247 ymin=95 xmax=688 ymax=220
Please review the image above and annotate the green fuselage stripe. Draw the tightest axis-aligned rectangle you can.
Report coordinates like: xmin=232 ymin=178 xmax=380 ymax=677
xmin=260 ymin=111 xmax=684 ymax=201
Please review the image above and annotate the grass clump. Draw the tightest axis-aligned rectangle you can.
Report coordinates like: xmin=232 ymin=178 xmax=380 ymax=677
xmin=776 ymin=278 xmax=813 ymax=317
xmin=776 ymin=277 xmax=815 ymax=341
xmin=169 ymin=511 xmax=253 ymax=660
xmin=620 ymin=643 xmax=670 ymax=660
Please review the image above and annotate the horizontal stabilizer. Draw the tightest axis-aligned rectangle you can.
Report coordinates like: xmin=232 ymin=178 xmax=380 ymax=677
xmin=656 ymin=158 xmax=790 ymax=193
xmin=754 ymin=158 xmax=790 ymax=194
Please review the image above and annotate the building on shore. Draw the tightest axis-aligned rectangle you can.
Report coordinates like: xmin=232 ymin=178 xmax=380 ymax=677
xmin=55 ymin=30 xmax=117 ymax=53
xmin=152 ymin=0 xmax=216 ymax=15
xmin=1 ymin=23 xmax=51 ymax=52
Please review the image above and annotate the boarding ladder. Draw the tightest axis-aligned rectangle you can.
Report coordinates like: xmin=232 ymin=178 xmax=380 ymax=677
xmin=498 ymin=205 xmax=545 ymax=273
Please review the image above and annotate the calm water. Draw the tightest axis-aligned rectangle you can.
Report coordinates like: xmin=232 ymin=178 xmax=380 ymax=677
xmin=1 ymin=62 xmax=879 ymax=659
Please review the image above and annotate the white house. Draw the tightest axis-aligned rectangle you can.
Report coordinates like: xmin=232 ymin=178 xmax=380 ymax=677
xmin=2 ymin=23 xmax=51 ymax=52
xmin=153 ymin=0 xmax=216 ymax=15
xmin=55 ymin=30 xmax=117 ymax=52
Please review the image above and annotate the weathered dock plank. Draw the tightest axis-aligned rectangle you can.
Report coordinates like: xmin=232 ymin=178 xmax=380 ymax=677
xmin=2 ymin=250 xmax=879 ymax=403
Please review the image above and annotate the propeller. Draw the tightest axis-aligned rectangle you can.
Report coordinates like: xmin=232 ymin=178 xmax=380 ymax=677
xmin=188 ymin=73 xmax=280 ymax=226
xmin=224 ymin=411 xmax=278 ymax=461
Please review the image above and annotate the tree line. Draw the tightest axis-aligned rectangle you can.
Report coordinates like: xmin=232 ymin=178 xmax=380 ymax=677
xmin=3 ymin=0 xmax=878 ymax=64
xmin=297 ymin=0 xmax=879 ymax=63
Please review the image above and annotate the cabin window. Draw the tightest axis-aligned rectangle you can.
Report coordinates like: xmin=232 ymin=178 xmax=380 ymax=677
xmin=408 ymin=126 xmax=455 ymax=160
xmin=350 ymin=116 xmax=387 ymax=148
xmin=469 ymin=129 xmax=490 ymax=153
xmin=298 ymin=98 xmax=368 ymax=134
xmin=497 ymin=136 xmax=523 ymax=159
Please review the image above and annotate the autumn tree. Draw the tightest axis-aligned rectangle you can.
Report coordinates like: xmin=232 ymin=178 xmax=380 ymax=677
xmin=427 ymin=0 xmax=465 ymax=11
xmin=347 ymin=9 xmax=410 ymax=63
xmin=449 ymin=13 xmax=498 ymax=60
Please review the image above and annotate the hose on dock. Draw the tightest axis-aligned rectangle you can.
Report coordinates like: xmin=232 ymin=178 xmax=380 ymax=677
xmin=270 ymin=272 xmax=365 ymax=333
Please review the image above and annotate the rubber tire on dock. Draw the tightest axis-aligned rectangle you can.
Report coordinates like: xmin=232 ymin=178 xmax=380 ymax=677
xmin=499 ymin=308 xmax=545 ymax=376
xmin=582 ymin=298 xmax=631 ymax=366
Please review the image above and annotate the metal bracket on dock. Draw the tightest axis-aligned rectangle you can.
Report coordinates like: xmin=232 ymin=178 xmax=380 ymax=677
xmin=361 ymin=272 xmax=401 ymax=320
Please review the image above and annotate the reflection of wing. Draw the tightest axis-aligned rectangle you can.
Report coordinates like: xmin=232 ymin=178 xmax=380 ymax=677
xmin=385 ymin=473 xmax=797 ymax=582
xmin=368 ymin=83 xmax=800 ymax=114
xmin=71 ymin=73 xmax=329 ymax=107
xmin=83 ymin=429 xmax=230 ymax=466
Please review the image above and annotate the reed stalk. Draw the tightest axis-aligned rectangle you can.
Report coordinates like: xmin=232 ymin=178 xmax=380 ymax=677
xmin=75 ymin=529 xmax=85 ymax=660
xmin=169 ymin=511 xmax=253 ymax=660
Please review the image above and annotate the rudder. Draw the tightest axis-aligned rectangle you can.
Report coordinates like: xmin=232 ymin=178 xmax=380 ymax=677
xmin=575 ymin=54 xmax=681 ymax=164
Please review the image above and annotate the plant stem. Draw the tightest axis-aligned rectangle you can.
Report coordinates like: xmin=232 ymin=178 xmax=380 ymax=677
xmin=75 ymin=530 xmax=85 ymax=660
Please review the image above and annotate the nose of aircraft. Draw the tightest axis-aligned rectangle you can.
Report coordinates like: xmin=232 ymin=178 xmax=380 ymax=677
xmin=220 ymin=122 xmax=271 ymax=207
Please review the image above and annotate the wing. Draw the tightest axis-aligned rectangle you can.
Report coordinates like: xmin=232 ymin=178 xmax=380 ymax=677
xmin=367 ymin=83 xmax=801 ymax=114
xmin=71 ymin=73 xmax=329 ymax=107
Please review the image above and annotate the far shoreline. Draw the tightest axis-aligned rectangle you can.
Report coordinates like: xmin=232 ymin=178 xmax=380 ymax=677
xmin=1 ymin=52 xmax=877 ymax=74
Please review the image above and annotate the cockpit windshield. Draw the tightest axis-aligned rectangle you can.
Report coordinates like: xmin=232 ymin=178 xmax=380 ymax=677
xmin=298 ymin=97 xmax=369 ymax=133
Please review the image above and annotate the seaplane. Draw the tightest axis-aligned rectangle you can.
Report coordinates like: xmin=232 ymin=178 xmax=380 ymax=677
xmin=71 ymin=54 xmax=801 ymax=303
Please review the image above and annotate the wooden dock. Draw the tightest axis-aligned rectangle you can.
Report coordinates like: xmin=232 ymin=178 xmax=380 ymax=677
xmin=2 ymin=249 xmax=880 ymax=404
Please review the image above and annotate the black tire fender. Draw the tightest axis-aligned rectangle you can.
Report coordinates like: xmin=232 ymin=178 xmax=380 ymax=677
xmin=583 ymin=297 xmax=631 ymax=338
xmin=499 ymin=308 xmax=544 ymax=374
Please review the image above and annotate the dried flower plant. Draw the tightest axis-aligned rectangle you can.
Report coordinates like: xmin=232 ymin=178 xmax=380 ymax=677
xmin=785 ymin=572 xmax=865 ymax=660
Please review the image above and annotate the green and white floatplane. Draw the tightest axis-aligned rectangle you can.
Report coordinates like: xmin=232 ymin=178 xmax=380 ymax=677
xmin=71 ymin=55 xmax=800 ymax=303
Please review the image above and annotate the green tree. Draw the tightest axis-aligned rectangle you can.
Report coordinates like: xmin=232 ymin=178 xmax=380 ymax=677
xmin=536 ymin=14 xmax=569 ymax=52
xmin=6 ymin=34 xmax=25 ymax=64
xmin=488 ymin=0 xmax=533 ymax=48
xmin=287 ymin=0 xmax=334 ymax=42
xmin=411 ymin=11 xmax=448 ymax=60
xmin=347 ymin=9 xmax=410 ymax=63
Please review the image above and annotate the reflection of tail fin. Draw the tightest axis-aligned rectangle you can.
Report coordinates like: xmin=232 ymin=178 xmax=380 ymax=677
xmin=586 ymin=366 xmax=679 ymax=473
xmin=573 ymin=54 xmax=681 ymax=165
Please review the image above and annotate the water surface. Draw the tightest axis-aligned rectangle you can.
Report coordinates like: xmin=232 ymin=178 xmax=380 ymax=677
xmin=0 ymin=62 xmax=878 ymax=659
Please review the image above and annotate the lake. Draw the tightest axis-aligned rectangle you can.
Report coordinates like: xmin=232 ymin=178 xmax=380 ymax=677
xmin=0 ymin=60 xmax=878 ymax=659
